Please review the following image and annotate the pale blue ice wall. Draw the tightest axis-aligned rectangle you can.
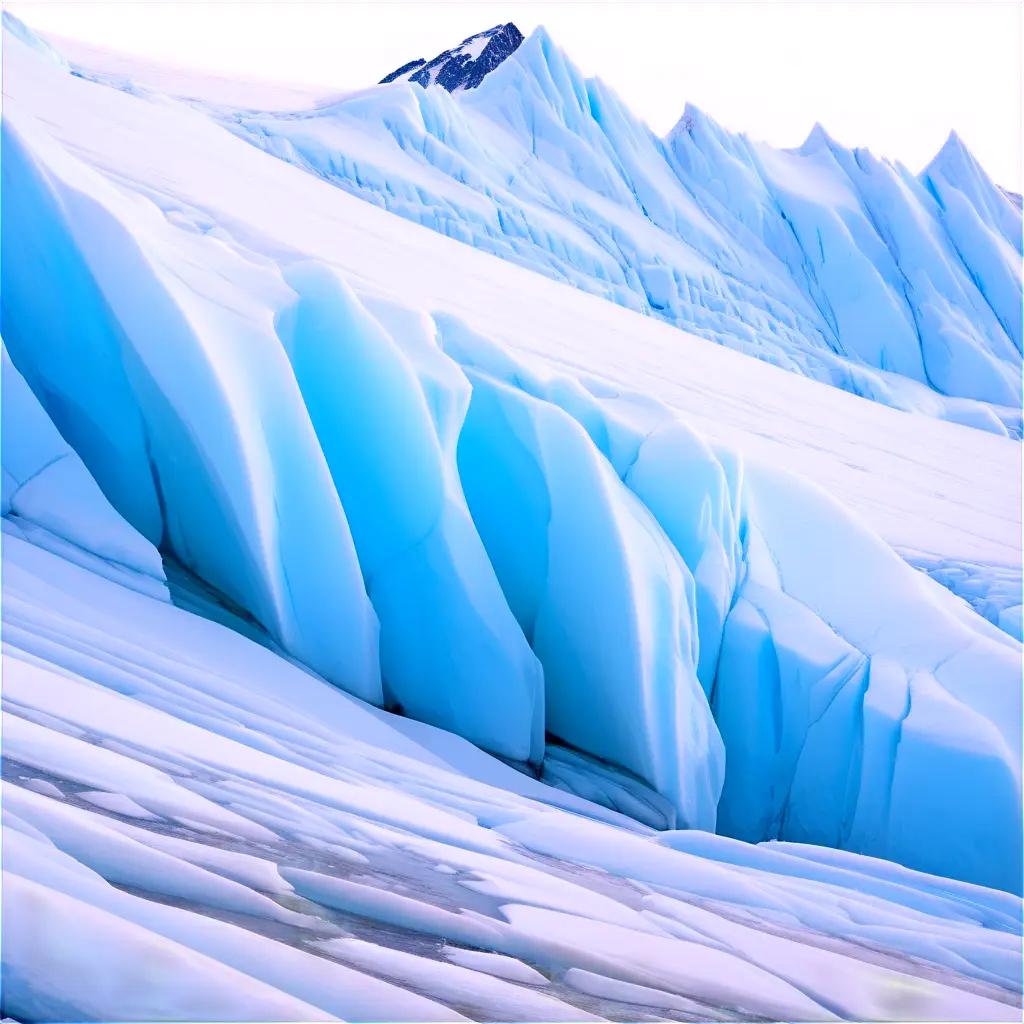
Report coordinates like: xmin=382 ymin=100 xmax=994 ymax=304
xmin=4 ymin=34 xmax=1021 ymax=892
xmin=2 ymin=119 xmax=383 ymax=706
xmin=276 ymin=264 xmax=545 ymax=761
xmin=438 ymin=315 xmax=1022 ymax=893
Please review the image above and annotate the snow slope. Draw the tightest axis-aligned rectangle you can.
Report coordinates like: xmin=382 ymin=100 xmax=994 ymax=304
xmin=208 ymin=25 xmax=1023 ymax=434
xmin=50 ymin=29 xmax=339 ymax=111
xmin=4 ymin=18 xmax=1021 ymax=899
xmin=3 ymin=15 xmax=1023 ymax=1016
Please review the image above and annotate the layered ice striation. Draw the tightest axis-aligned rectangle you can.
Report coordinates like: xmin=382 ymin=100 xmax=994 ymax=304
xmin=227 ymin=25 xmax=1022 ymax=434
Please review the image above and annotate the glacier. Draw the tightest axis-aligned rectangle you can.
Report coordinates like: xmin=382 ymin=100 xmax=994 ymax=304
xmin=2 ymin=14 xmax=1022 ymax=1021
xmin=196 ymin=24 xmax=1024 ymax=436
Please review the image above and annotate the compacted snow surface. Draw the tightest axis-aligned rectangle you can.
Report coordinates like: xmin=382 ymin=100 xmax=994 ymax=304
xmin=1 ymin=15 xmax=1022 ymax=1022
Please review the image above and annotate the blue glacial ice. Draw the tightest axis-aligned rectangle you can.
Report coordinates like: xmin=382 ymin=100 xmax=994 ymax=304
xmin=5 ymin=91 xmax=1021 ymax=892
xmin=2 ymin=15 xmax=1021 ymax=904
xmin=2 ymin=117 xmax=382 ymax=704
xmin=1 ymin=342 xmax=165 ymax=593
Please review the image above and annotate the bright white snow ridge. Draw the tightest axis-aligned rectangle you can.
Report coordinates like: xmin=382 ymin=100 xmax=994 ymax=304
xmin=1 ymin=13 xmax=1022 ymax=1022
xmin=223 ymin=26 xmax=1024 ymax=438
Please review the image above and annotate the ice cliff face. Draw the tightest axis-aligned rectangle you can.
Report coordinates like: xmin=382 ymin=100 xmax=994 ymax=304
xmin=5 ymin=375 xmax=1021 ymax=1020
xmin=4 ymin=11 xmax=1021 ymax=896
xmin=224 ymin=26 xmax=1022 ymax=435
xmin=380 ymin=23 xmax=524 ymax=91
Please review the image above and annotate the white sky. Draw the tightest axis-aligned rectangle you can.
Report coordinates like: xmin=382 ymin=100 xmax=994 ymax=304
xmin=9 ymin=1 xmax=1023 ymax=190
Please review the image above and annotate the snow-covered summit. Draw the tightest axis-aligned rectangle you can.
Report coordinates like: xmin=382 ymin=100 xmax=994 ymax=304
xmin=380 ymin=22 xmax=524 ymax=91
xmin=220 ymin=25 xmax=1024 ymax=436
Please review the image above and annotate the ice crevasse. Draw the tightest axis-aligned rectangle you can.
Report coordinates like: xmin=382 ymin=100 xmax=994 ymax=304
xmin=4 ymin=93 xmax=1021 ymax=895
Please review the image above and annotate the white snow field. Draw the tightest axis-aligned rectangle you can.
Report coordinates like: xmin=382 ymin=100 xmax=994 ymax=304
xmin=2 ymin=15 xmax=1022 ymax=1021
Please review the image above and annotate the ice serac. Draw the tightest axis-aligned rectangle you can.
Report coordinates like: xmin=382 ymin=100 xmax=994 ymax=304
xmin=380 ymin=23 xmax=523 ymax=91
xmin=714 ymin=464 xmax=1021 ymax=892
xmin=922 ymin=131 xmax=1024 ymax=358
xmin=2 ymin=109 xmax=548 ymax=762
xmin=230 ymin=24 xmax=1022 ymax=435
xmin=451 ymin=331 xmax=722 ymax=829
xmin=275 ymin=264 xmax=544 ymax=761
xmin=439 ymin=317 xmax=1021 ymax=893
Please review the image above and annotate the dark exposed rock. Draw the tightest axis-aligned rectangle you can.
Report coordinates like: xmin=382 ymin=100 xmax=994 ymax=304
xmin=379 ymin=23 xmax=523 ymax=92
